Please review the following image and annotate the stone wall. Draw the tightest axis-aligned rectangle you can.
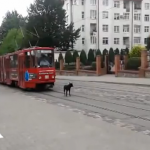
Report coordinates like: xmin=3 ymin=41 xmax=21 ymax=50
xmin=117 ymin=70 xmax=139 ymax=78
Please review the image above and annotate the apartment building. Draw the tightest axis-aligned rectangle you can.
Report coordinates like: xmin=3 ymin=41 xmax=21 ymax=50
xmin=63 ymin=0 xmax=150 ymax=52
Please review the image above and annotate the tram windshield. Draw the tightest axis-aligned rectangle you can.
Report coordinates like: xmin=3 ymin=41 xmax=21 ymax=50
xmin=35 ymin=50 xmax=54 ymax=68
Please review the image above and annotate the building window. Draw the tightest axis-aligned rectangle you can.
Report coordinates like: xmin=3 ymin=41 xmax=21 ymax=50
xmin=123 ymin=13 xmax=129 ymax=20
xmin=134 ymin=14 xmax=140 ymax=21
xmin=82 ymin=25 xmax=84 ymax=31
xmin=134 ymin=37 xmax=141 ymax=44
xmin=103 ymin=37 xmax=108 ymax=45
xmin=90 ymin=10 xmax=97 ymax=19
xmin=114 ymin=13 xmax=120 ymax=20
xmin=144 ymin=26 xmax=149 ymax=32
xmin=144 ymin=38 xmax=148 ymax=44
xmin=114 ymin=1 xmax=120 ymax=8
xmin=102 ymin=11 xmax=108 ymax=19
xmin=103 ymin=25 xmax=108 ymax=32
xmin=145 ymin=15 xmax=149 ymax=21
xmin=90 ymin=0 xmax=96 ymax=5
xmin=103 ymin=0 xmax=108 ymax=6
xmin=73 ymin=0 xmax=77 ymax=5
xmin=145 ymin=3 xmax=150 ymax=10
xmin=114 ymin=38 xmax=119 ymax=44
xmin=82 ymin=38 xmax=85 ymax=44
xmin=91 ymin=36 xmax=96 ymax=44
xmin=82 ymin=12 xmax=84 ymax=19
xmin=82 ymin=0 xmax=84 ymax=5
xmin=123 ymin=25 xmax=129 ymax=32
xmin=134 ymin=25 xmax=140 ymax=33
xmin=114 ymin=26 xmax=119 ymax=33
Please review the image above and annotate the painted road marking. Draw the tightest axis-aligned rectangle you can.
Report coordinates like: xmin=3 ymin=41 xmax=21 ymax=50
xmin=0 ymin=134 xmax=3 ymax=138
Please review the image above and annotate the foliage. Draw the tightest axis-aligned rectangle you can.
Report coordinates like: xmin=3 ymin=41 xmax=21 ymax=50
xmin=108 ymin=48 xmax=114 ymax=63
xmin=102 ymin=49 xmax=108 ymax=61
xmin=120 ymin=49 xmax=124 ymax=60
xmin=0 ymin=10 xmax=26 ymax=41
xmin=126 ymin=57 xmax=141 ymax=70
xmin=64 ymin=65 xmax=76 ymax=70
xmin=146 ymin=36 xmax=150 ymax=51
xmin=80 ymin=50 xmax=87 ymax=65
xmin=72 ymin=50 xmax=79 ymax=62
xmin=55 ymin=61 xmax=60 ymax=69
xmin=129 ymin=45 xmax=144 ymax=57
xmin=88 ymin=49 xmax=95 ymax=63
xmin=96 ymin=49 xmax=101 ymax=55
xmin=0 ymin=28 xmax=24 ymax=54
xmin=114 ymin=48 xmax=119 ymax=55
xmin=125 ymin=47 xmax=129 ymax=55
xmin=26 ymin=0 xmax=80 ymax=48
xmin=58 ymin=52 xmax=63 ymax=62
xmin=65 ymin=50 xmax=73 ymax=65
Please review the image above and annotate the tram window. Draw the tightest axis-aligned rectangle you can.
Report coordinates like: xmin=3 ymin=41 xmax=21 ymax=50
xmin=14 ymin=54 xmax=18 ymax=67
xmin=31 ymin=50 xmax=36 ymax=67
xmin=25 ymin=52 xmax=30 ymax=68
xmin=10 ymin=56 xmax=14 ymax=68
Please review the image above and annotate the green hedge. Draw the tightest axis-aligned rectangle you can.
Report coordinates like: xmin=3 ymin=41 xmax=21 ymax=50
xmin=126 ymin=57 xmax=141 ymax=70
xmin=55 ymin=61 xmax=60 ymax=69
xmin=64 ymin=65 xmax=76 ymax=70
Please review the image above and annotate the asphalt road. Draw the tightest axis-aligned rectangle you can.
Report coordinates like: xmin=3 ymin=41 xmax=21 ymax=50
xmin=26 ymin=79 xmax=150 ymax=135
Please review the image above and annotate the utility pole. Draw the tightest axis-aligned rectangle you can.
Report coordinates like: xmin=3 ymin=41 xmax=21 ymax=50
xmin=98 ymin=0 xmax=100 ymax=49
xmin=131 ymin=0 xmax=134 ymax=49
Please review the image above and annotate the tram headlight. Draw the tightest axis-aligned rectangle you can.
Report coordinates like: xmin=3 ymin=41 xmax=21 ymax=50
xmin=52 ymin=75 xmax=54 ymax=79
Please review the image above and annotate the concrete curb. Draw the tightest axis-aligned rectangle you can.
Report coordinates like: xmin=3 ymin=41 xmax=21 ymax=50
xmin=56 ymin=78 xmax=150 ymax=87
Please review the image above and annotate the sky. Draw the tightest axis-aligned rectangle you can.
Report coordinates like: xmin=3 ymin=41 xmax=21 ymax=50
xmin=0 ymin=0 xmax=34 ymax=25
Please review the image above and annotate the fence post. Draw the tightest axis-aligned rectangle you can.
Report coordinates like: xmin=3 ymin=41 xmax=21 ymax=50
xmin=115 ymin=55 xmax=120 ymax=77
xmin=139 ymin=50 xmax=147 ymax=77
xmin=123 ymin=55 xmax=128 ymax=69
xmin=76 ymin=57 xmax=80 ymax=75
xmin=60 ymin=59 xmax=64 ymax=75
xmin=96 ymin=55 xmax=101 ymax=76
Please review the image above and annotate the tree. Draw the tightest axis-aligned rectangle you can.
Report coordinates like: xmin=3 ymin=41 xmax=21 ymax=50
xmin=146 ymin=36 xmax=150 ymax=51
xmin=58 ymin=52 xmax=63 ymax=62
xmin=26 ymin=0 xmax=80 ymax=48
xmin=72 ymin=50 xmax=79 ymax=62
xmin=108 ymin=48 xmax=114 ymax=63
xmin=130 ymin=45 xmax=144 ymax=57
xmin=96 ymin=49 xmax=101 ymax=55
xmin=65 ymin=50 xmax=73 ymax=65
xmin=88 ymin=49 xmax=95 ymax=63
xmin=80 ymin=50 xmax=87 ymax=65
xmin=0 ymin=28 xmax=24 ymax=54
xmin=0 ymin=10 xmax=26 ymax=41
xmin=115 ymin=48 xmax=119 ymax=55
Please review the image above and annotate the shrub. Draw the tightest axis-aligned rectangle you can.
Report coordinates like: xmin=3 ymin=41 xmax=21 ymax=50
xmin=126 ymin=57 xmax=141 ymax=70
xmin=55 ymin=61 xmax=60 ymax=69
xmin=88 ymin=49 xmax=95 ymax=63
xmin=96 ymin=49 xmax=101 ymax=55
xmin=129 ymin=45 xmax=145 ymax=57
xmin=108 ymin=48 xmax=114 ymax=63
xmin=80 ymin=49 xmax=87 ymax=65
xmin=72 ymin=50 xmax=79 ymax=62
xmin=64 ymin=65 xmax=76 ymax=70
xmin=114 ymin=48 xmax=119 ymax=55
xmin=65 ymin=50 xmax=73 ymax=65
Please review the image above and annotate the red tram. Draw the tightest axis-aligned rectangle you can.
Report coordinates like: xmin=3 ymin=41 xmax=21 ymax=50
xmin=0 ymin=46 xmax=55 ymax=90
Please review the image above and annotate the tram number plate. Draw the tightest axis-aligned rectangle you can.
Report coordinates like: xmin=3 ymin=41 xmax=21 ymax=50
xmin=45 ymin=75 xmax=49 ymax=79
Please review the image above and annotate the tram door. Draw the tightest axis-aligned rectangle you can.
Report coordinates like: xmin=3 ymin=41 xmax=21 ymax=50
xmin=18 ymin=54 xmax=24 ymax=88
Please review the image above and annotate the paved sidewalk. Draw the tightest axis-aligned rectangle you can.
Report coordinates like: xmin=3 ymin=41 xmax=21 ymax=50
xmin=56 ymin=75 xmax=150 ymax=86
xmin=0 ymin=85 xmax=150 ymax=150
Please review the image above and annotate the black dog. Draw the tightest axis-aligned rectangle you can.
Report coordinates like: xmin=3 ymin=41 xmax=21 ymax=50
xmin=64 ymin=83 xmax=73 ymax=96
